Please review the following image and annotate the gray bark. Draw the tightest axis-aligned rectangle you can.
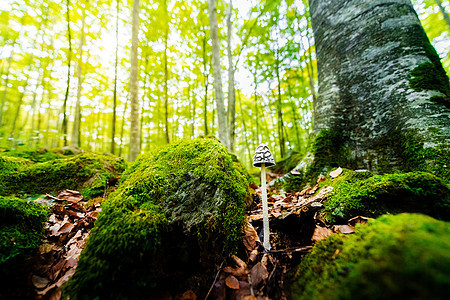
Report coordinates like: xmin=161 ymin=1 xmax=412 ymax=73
xmin=208 ymin=0 xmax=229 ymax=149
xmin=71 ymin=8 xmax=86 ymax=148
xmin=129 ymin=0 xmax=140 ymax=161
xmin=111 ymin=0 xmax=119 ymax=154
xmin=309 ymin=0 xmax=450 ymax=177
xmin=434 ymin=0 xmax=450 ymax=31
xmin=227 ymin=0 xmax=236 ymax=152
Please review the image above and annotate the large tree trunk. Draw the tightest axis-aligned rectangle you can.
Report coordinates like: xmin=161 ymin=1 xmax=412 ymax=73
xmin=309 ymin=0 xmax=450 ymax=179
xmin=129 ymin=0 xmax=140 ymax=161
xmin=208 ymin=0 xmax=229 ymax=149
xmin=227 ymin=0 xmax=236 ymax=152
xmin=71 ymin=8 xmax=86 ymax=148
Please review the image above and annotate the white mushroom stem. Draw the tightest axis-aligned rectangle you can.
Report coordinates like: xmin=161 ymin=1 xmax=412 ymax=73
xmin=261 ymin=163 xmax=271 ymax=250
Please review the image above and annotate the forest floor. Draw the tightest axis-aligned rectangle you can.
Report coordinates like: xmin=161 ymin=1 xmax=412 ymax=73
xmin=20 ymin=168 xmax=359 ymax=300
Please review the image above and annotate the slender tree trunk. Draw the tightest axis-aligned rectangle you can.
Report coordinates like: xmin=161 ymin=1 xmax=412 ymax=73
xmin=164 ymin=0 xmax=170 ymax=144
xmin=202 ymin=34 xmax=209 ymax=136
xmin=0 ymin=52 xmax=14 ymax=126
xmin=140 ymin=54 xmax=150 ymax=151
xmin=62 ymin=0 xmax=72 ymax=147
xmin=287 ymin=78 xmax=301 ymax=149
xmin=275 ymin=49 xmax=286 ymax=158
xmin=253 ymin=73 xmax=259 ymax=145
xmin=434 ymin=0 xmax=450 ymax=31
xmin=237 ymin=90 xmax=252 ymax=166
xmin=71 ymin=8 xmax=86 ymax=148
xmin=189 ymin=84 xmax=195 ymax=137
xmin=111 ymin=0 xmax=119 ymax=154
xmin=227 ymin=0 xmax=236 ymax=152
xmin=129 ymin=0 xmax=140 ymax=161
xmin=43 ymin=59 xmax=54 ymax=148
xmin=208 ymin=0 xmax=229 ymax=149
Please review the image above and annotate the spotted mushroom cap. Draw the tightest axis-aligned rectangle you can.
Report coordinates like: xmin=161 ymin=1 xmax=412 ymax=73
xmin=253 ymin=144 xmax=276 ymax=167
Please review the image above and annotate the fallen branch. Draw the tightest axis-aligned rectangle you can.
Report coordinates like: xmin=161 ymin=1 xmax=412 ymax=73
xmin=266 ymin=246 xmax=312 ymax=254
xmin=204 ymin=261 xmax=224 ymax=300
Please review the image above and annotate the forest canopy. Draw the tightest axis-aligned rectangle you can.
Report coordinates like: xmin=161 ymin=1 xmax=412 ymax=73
xmin=0 ymin=0 xmax=449 ymax=165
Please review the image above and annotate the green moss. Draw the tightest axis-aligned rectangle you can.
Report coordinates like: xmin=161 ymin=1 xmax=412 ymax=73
xmin=409 ymin=40 xmax=450 ymax=108
xmin=289 ymin=213 xmax=450 ymax=300
xmin=0 ymin=152 xmax=126 ymax=199
xmin=271 ymin=151 xmax=303 ymax=174
xmin=65 ymin=138 xmax=249 ymax=299
xmin=323 ymin=171 xmax=450 ymax=223
xmin=0 ymin=196 xmax=48 ymax=267
xmin=282 ymin=130 xmax=350 ymax=191
xmin=0 ymin=148 xmax=64 ymax=163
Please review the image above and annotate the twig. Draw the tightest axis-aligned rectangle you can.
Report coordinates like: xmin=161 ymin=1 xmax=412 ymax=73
xmin=45 ymin=193 xmax=62 ymax=201
xmin=204 ymin=261 xmax=224 ymax=300
xmin=266 ymin=246 xmax=312 ymax=253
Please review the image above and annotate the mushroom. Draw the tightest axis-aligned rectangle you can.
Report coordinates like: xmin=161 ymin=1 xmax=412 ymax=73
xmin=253 ymin=144 xmax=276 ymax=250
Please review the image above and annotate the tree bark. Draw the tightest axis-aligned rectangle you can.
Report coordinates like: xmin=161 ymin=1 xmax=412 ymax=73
xmin=71 ymin=8 xmax=86 ymax=148
xmin=164 ymin=0 xmax=170 ymax=144
xmin=434 ymin=0 xmax=450 ymax=31
xmin=62 ymin=0 xmax=72 ymax=147
xmin=111 ymin=0 xmax=119 ymax=154
xmin=208 ymin=0 xmax=229 ymax=149
xmin=227 ymin=0 xmax=236 ymax=152
xmin=309 ymin=0 xmax=450 ymax=178
xmin=202 ymin=33 xmax=209 ymax=136
xmin=129 ymin=0 xmax=140 ymax=161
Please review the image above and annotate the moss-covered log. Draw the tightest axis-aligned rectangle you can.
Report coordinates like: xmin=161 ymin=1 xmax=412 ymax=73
xmin=0 ymin=196 xmax=48 ymax=273
xmin=309 ymin=0 xmax=450 ymax=180
xmin=289 ymin=213 xmax=450 ymax=299
xmin=321 ymin=170 xmax=450 ymax=223
xmin=0 ymin=152 xmax=126 ymax=198
xmin=65 ymin=138 xmax=249 ymax=299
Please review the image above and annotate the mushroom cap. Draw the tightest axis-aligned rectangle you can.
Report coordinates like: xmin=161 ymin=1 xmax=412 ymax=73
xmin=253 ymin=144 xmax=276 ymax=167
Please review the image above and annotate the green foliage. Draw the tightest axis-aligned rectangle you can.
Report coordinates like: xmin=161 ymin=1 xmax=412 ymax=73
xmin=66 ymin=138 xmax=249 ymax=299
xmin=0 ymin=196 xmax=48 ymax=267
xmin=323 ymin=171 xmax=450 ymax=223
xmin=289 ymin=213 xmax=450 ymax=300
xmin=0 ymin=152 xmax=126 ymax=199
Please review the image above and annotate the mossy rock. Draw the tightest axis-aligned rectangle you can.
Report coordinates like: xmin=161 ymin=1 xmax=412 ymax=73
xmin=65 ymin=138 xmax=249 ymax=299
xmin=289 ymin=213 xmax=450 ymax=300
xmin=0 ymin=196 xmax=48 ymax=270
xmin=0 ymin=148 xmax=65 ymax=163
xmin=323 ymin=171 xmax=450 ymax=223
xmin=0 ymin=152 xmax=126 ymax=199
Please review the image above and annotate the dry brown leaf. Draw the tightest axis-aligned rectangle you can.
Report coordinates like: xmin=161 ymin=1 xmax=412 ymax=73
xmin=333 ymin=225 xmax=354 ymax=234
xmin=330 ymin=167 xmax=343 ymax=178
xmin=249 ymin=182 xmax=259 ymax=190
xmin=223 ymin=255 xmax=248 ymax=277
xmin=332 ymin=249 xmax=340 ymax=259
xmin=32 ymin=275 xmax=49 ymax=290
xmin=58 ymin=190 xmax=83 ymax=203
xmin=176 ymin=290 xmax=196 ymax=300
xmin=311 ymin=226 xmax=333 ymax=242
xmin=250 ymin=262 xmax=268 ymax=287
xmin=57 ymin=222 xmax=74 ymax=235
xmin=225 ymin=275 xmax=240 ymax=290
xmin=249 ymin=249 xmax=258 ymax=263
xmin=348 ymin=216 xmax=373 ymax=226
xmin=317 ymin=174 xmax=326 ymax=184
xmin=242 ymin=296 xmax=257 ymax=300
xmin=235 ymin=281 xmax=251 ymax=300
xmin=243 ymin=222 xmax=259 ymax=251
xmin=290 ymin=169 xmax=301 ymax=175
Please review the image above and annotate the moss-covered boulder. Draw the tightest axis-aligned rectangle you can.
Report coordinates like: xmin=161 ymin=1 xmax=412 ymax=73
xmin=0 ymin=196 xmax=48 ymax=271
xmin=322 ymin=171 xmax=450 ymax=223
xmin=289 ymin=213 xmax=450 ymax=300
xmin=0 ymin=152 xmax=126 ymax=198
xmin=0 ymin=148 xmax=66 ymax=163
xmin=65 ymin=138 xmax=249 ymax=299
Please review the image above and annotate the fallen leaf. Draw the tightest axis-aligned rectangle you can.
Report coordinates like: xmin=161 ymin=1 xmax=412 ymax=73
xmin=332 ymin=249 xmax=340 ymax=259
xmin=58 ymin=190 xmax=83 ymax=203
xmin=250 ymin=262 xmax=268 ymax=287
xmin=243 ymin=222 xmax=259 ymax=251
xmin=57 ymin=222 xmax=74 ymax=235
xmin=249 ymin=249 xmax=258 ymax=263
xmin=223 ymin=255 xmax=248 ymax=277
xmin=290 ymin=169 xmax=301 ymax=175
xmin=249 ymin=182 xmax=259 ymax=190
xmin=317 ymin=174 xmax=326 ymax=184
xmin=347 ymin=216 xmax=373 ymax=226
xmin=330 ymin=167 xmax=343 ymax=178
xmin=333 ymin=225 xmax=354 ymax=234
xmin=235 ymin=281 xmax=251 ymax=300
xmin=32 ymin=275 xmax=49 ymax=290
xmin=311 ymin=226 xmax=333 ymax=242
xmin=242 ymin=296 xmax=257 ymax=300
xmin=225 ymin=275 xmax=239 ymax=290
xmin=176 ymin=290 xmax=196 ymax=300
xmin=39 ymin=243 xmax=53 ymax=254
